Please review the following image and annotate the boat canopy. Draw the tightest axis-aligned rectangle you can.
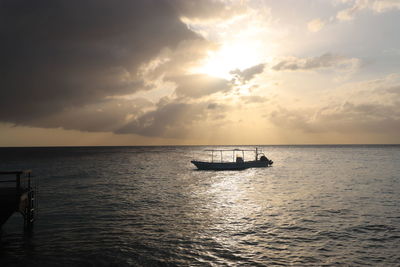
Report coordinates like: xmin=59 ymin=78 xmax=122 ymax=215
xmin=204 ymin=148 xmax=265 ymax=162
xmin=204 ymin=149 xmax=257 ymax=152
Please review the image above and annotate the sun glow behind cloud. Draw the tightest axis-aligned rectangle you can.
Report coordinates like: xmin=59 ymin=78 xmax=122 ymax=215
xmin=194 ymin=41 xmax=264 ymax=79
xmin=184 ymin=7 xmax=275 ymax=80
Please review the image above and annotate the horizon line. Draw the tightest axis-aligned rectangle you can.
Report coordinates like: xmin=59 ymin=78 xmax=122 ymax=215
xmin=1 ymin=144 xmax=399 ymax=148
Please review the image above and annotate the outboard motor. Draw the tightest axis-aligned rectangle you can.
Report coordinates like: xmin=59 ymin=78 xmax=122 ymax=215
xmin=260 ymin=155 xmax=273 ymax=166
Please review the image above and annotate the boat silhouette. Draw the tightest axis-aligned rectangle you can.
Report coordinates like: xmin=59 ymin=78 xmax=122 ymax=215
xmin=191 ymin=148 xmax=273 ymax=170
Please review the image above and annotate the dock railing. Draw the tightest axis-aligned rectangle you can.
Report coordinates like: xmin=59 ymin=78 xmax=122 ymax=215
xmin=0 ymin=170 xmax=37 ymax=232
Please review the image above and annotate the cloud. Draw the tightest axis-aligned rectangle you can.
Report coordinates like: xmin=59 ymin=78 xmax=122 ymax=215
xmin=170 ymin=0 xmax=243 ymax=20
xmin=171 ymin=74 xmax=231 ymax=98
xmin=0 ymin=0 xmax=228 ymax=133
xmin=240 ymin=95 xmax=268 ymax=104
xmin=140 ymin=39 xmax=218 ymax=80
xmin=207 ymin=102 xmax=224 ymax=109
xmin=270 ymin=101 xmax=400 ymax=134
xmin=307 ymin=18 xmax=326 ymax=32
xmin=308 ymin=0 xmax=400 ymax=31
xmin=371 ymin=0 xmax=400 ymax=12
xmin=173 ymin=0 xmax=248 ymax=24
xmin=116 ymin=99 xmax=227 ymax=137
xmin=272 ymin=53 xmax=361 ymax=73
xmin=268 ymin=78 xmax=400 ymax=134
xmin=384 ymin=85 xmax=400 ymax=95
xmin=27 ymin=98 xmax=153 ymax=133
xmin=230 ymin=63 xmax=266 ymax=84
xmin=336 ymin=0 xmax=400 ymax=21
xmin=315 ymin=101 xmax=400 ymax=133
xmin=336 ymin=1 xmax=366 ymax=20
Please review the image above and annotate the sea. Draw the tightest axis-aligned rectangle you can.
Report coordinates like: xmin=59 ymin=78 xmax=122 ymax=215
xmin=0 ymin=145 xmax=399 ymax=266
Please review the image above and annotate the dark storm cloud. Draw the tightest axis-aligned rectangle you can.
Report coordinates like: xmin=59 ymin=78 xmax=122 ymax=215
xmin=116 ymin=100 xmax=226 ymax=137
xmin=0 ymin=0 xmax=201 ymax=127
xmin=31 ymin=98 xmax=153 ymax=132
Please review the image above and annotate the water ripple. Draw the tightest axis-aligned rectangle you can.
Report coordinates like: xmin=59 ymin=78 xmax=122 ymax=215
xmin=1 ymin=145 xmax=400 ymax=266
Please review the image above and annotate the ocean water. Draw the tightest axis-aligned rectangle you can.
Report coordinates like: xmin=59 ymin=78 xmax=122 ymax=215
xmin=0 ymin=145 xmax=399 ymax=266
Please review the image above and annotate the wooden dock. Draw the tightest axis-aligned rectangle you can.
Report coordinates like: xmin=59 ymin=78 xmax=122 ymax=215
xmin=0 ymin=171 xmax=37 ymax=232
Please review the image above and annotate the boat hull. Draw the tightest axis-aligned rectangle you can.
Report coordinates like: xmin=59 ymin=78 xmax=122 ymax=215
xmin=191 ymin=160 xmax=269 ymax=170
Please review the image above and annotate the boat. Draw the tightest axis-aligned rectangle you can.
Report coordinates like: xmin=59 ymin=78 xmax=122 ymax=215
xmin=191 ymin=148 xmax=273 ymax=170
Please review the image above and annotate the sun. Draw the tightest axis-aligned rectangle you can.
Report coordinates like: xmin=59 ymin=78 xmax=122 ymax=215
xmin=194 ymin=41 xmax=262 ymax=79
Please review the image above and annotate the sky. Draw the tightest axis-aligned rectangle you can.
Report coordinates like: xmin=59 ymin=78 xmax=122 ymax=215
xmin=1 ymin=0 xmax=400 ymax=146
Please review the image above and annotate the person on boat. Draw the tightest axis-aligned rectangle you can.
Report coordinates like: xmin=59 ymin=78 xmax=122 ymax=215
xmin=236 ymin=156 xmax=244 ymax=163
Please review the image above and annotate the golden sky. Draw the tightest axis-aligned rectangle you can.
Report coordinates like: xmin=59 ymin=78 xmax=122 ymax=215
xmin=1 ymin=0 xmax=400 ymax=146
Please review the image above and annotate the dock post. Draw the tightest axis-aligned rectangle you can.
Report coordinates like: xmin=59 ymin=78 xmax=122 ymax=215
xmin=23 ymin=190 xmax=35 ymax=232
xmin=23 ymin=172 xmax=35 ymax=233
